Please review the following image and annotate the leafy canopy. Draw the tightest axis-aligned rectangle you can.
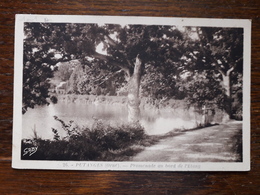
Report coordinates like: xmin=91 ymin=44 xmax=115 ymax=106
xmin=23 ymin=22 xmax=243 ymax=117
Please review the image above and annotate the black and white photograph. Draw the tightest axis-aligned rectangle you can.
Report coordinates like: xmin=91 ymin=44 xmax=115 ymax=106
xmin=12 ymin=15 xmax=251 ymax=171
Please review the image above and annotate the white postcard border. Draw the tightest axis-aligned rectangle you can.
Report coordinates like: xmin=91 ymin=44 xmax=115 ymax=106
xmin=12 ymin=14 xmax=251 ymax=171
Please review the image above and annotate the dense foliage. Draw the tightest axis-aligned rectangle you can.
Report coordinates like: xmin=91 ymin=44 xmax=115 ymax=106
xmin=23 ymin=22 xmax=243 ymax=119
xmin=21 ymin=117 xmax=153 ymax=161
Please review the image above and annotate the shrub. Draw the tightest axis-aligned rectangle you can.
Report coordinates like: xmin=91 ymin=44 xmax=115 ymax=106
xmin=21 ymin=117 xmax=147 ymax=161
xmin=50 ymin=95 xmax=58 ymax=104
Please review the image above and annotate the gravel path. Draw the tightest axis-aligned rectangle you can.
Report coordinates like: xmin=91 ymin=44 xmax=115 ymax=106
xmin=131 ymin=121 xmax=242 ymax=162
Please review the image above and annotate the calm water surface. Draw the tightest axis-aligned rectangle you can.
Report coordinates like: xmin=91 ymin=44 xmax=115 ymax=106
xmin=22 ymin=101 xmax=199 ymax=139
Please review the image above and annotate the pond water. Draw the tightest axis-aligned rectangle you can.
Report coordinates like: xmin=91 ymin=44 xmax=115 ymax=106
xmin=22 ymin=100 xmax=200 ymax=140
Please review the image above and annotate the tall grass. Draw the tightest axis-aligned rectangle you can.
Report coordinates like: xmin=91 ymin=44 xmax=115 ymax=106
xmin=21 ymin=117 xmax=156 ymax=161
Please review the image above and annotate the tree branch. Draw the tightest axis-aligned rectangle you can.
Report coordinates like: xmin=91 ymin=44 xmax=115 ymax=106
xmin=96 ymin=69 xmax=124 ymax=86
xmin=226 ymin=66 xmax=234 ymax=76
xmin=235 ymin=57 xmax=243 ymax=64
xmin=103 ymin=35 xmax=133 ymax=72
xmin=218 ymin=69 xmax=226 ymax=78
xmin=91 ymin=51 xmax=131 ymax=77
xmin=104 ymin=35 xmax=119 ymax=48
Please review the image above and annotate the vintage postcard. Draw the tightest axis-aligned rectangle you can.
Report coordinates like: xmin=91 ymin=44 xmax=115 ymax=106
xmin=12 ymin=14 xmax=251 ymax=171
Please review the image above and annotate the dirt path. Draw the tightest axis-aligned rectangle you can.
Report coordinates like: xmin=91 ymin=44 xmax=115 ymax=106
xmin=132 ymin=121 xmax=242 ymax=162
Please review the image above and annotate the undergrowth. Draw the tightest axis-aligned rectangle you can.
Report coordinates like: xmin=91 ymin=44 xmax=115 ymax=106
xmin=21 ymin=116 xmax=157 ymax=161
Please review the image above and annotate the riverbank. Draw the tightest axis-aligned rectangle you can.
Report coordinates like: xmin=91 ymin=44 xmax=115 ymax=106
xmin=21 ymin=120 xmax=242 ymax=162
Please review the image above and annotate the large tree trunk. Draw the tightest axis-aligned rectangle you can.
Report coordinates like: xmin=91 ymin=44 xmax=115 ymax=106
xmin=127 ymin=55 xmax=142 ymax=123
xmin=220 ymin=67 xmax=234 ymax=120
xmin=222 ymin=73 xmax=231 ymax=97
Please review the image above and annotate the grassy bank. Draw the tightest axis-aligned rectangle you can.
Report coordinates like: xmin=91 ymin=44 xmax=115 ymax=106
xmin=21 ymin=117 xmax=158 ymax=161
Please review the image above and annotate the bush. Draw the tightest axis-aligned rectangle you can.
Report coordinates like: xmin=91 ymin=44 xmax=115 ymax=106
xmin=21 ymin=117 xmax=147 ymax=161
xmin=50 ymin=95 xmax=58 ymax=104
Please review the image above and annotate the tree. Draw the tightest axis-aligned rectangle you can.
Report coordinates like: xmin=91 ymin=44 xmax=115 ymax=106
xmin=23 ymin=23 xmax=72 ymax=113
xmin=23 ymin=22 xmax=243 ymax=123
xmin=180 ymin=27 xmax=243 ymax=120
xmin=23 ymin=23 xmax=185 ymax=123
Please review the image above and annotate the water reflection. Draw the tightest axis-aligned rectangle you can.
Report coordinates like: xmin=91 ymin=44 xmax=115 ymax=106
xmin=22 ymin=101 xmax=199 ymax=140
